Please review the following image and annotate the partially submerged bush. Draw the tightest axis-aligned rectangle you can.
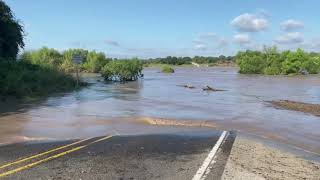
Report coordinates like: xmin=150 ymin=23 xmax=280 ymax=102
xmin=82 ymin=51 xmax=109 ymax=73
xmin=161 ymin=65 xmax=175 ymax=73
xmin=101 ymin=59 xmax=143 ymax=82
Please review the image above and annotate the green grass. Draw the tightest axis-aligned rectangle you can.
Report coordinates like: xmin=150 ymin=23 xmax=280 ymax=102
xmin=0 ymin=60 xmax=78 ymax=99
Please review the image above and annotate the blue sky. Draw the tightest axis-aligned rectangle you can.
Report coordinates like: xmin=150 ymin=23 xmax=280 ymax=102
xmin=5 ymin=0 xmax=320 ymax=58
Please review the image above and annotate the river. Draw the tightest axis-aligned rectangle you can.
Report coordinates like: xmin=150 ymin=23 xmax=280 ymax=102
xmin=0 ymin=67 xmax=319 ymax=154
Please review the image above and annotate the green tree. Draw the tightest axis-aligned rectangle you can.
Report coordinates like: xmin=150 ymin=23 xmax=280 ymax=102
xmin=263 ymin=46 xmax=282 ymax=75
xmin=236 ymin=50 xmax=266 ymax=74
xmin=0 ymin=0 xmax=24 ymax=59
xmin=281 ymin=49 xmax=309 ymax=74
xmin=303 ymin=56 xmax=320 ymax=74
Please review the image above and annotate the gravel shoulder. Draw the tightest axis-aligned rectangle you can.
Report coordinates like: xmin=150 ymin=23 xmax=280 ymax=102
xmin=222 ymin=136 xmax=320 ymax=180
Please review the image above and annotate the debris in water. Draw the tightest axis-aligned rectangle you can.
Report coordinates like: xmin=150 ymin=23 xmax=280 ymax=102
xmin=177 ymin=84 xmax=196 ymax=89
xmin=202 ymin=85 xmax=225 ymax=92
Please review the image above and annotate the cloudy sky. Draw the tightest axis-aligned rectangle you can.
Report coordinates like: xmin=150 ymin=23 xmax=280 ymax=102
xmin=6 ymin=0 xmax=320 ymax=58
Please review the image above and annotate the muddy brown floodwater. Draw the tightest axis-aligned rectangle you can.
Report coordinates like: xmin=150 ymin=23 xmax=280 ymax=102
xmin=0 ymin=67 xmax=320 ymax=155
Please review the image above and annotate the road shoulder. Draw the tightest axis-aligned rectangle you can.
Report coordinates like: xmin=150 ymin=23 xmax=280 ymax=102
xmin=222 ymin=136 xmax=320 ymax=180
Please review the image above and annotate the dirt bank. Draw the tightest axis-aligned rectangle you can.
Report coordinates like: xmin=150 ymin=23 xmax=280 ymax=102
xmin=222 ymin=136 xmax=320 ymax=180
xmin=269 ymin=100 xmax=320 ymax=117
xmin=138 ymin=117 xmax=216 ymax=128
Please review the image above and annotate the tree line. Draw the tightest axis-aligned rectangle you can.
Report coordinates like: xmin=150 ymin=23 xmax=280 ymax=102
xmin=142 ymin=55 xmax=235 ymax=65
xmin=236 ymin=46 xmax=320 ymax=75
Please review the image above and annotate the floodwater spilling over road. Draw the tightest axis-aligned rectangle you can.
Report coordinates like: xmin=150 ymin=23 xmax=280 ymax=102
xmin=0 ymin=67 xmax=320 ymax=154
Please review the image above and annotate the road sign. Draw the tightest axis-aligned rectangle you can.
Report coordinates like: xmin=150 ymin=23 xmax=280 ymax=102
xmin=72 ymin=54 xmax=83 ymax=87
xmin=72 ymin=54 xmax=83 ymax=64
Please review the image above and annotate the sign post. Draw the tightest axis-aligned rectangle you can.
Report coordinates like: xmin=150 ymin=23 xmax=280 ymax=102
xmin=72 ymin=54 xmax=83 ymax=87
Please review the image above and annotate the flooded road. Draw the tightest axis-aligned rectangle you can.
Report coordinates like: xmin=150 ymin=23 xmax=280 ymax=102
xmin=0 ymin=67 xmax=320 ymax=154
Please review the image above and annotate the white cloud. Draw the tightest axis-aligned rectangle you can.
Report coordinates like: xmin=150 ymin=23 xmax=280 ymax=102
xmin=193 ymin=44 xmax=207 ymax=50
xmin=231 ymin=13 xmax=268 ymax=32
xmin=274 ymin=32 xmax=304 ymax=44
xmin=281 ymin=19 xmax=304 ymax=31
xmin=192 ymin=32 xmax=229 ymax=50
xmin=234 ymin=34 xmax=251 ymax=44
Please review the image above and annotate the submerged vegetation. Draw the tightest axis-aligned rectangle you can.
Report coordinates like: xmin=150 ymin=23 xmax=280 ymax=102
xmin=236 ymin=47 xmax=320 ymax=75
xmin=161 ymin=65 xmax=175 ymax=73
xmin=101 ymin=59 xmax=143 ymax=82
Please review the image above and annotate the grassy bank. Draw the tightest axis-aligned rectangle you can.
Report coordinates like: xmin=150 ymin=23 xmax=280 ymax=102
xmin=0 ymin=60 xmax=78 ymax=99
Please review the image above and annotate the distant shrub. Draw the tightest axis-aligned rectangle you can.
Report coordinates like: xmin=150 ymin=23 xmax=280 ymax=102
xmin=101 ymin=59 xmax=143 ymax=82
xmin=161 ymin=65 xmax=175 ymax=73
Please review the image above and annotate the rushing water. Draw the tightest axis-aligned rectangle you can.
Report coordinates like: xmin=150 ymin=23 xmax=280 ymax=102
xmin=0 ymin=67 xmax=320 ymax=154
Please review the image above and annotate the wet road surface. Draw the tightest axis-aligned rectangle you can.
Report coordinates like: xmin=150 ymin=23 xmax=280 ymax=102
xmin=0 ymin=131 xmax=236 ymax=180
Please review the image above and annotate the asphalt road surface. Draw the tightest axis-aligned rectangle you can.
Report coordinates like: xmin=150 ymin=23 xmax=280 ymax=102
xmin=0 ymin=131 xmax=236 ymax=180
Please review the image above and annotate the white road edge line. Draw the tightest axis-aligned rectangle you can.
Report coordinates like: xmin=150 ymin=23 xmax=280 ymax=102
xmin=192 ymin=131 xmax=228 ymax=180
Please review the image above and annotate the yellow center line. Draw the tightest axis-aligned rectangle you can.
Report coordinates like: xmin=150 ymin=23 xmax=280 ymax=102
xmin=0 ymin=137 xmax=92 ymax=170
xmin=0 ymin=135 xmax=114 ymax=178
